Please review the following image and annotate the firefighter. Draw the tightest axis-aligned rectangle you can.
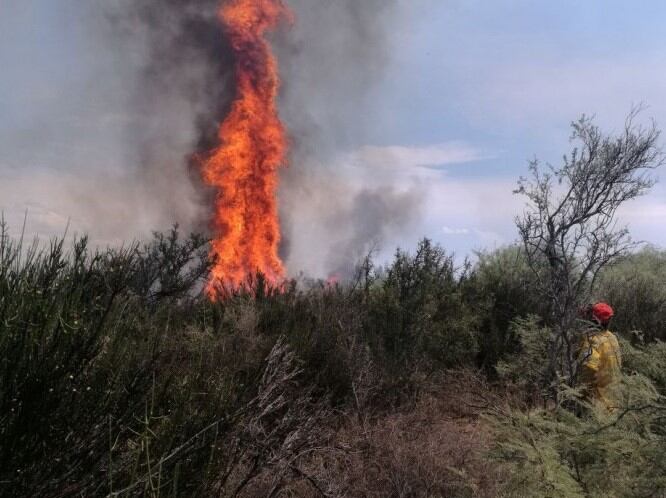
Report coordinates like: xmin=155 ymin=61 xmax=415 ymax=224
xmin=578 ymin=302 xmax=622 ymax=411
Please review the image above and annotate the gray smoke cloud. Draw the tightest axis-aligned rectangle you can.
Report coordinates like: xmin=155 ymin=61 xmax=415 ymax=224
xmin=1 ymin=1 xmax=226 ymax=245
xmin=275 ymin=0 xmax=424 ymax=278
xmin=106 ymin=0 xmax=236 ymax=236
xmin=326 ymin=188 xmax=421 ymax=277
xmin=0 ymin=0 xmax=423 ymax=277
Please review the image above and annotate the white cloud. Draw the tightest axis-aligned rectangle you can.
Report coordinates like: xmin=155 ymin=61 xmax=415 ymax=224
xmin=355 ymin=142 xmax=490 ymax=171
xmin=442 ymin=226 xmax=471 ymax=235
xmin=615 ymin=187 xmax=666 ymax=248
xmin=441 ymin=225 xmax=505 ymax=244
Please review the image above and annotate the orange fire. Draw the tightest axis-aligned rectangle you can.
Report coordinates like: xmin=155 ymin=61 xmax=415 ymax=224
xmin=202 ymin=0 xmax=292 ymax=294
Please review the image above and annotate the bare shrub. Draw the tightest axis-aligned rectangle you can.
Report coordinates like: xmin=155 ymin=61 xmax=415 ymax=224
xmin=270 ymin=371 xmax=506 ymax=498
xmin=211 ymin=337 xmax=331 ymax=497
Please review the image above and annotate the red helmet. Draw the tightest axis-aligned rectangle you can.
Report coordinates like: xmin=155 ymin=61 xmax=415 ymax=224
xmin=591 ymin=302 xmax=614 ymax=324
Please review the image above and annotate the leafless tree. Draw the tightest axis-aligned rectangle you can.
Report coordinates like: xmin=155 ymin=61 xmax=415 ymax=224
xmin=514 ymin=108 xmax=663 ymax=387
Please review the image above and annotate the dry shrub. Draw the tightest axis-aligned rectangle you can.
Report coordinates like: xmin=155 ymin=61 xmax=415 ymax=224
xmin=249 ymin=371 xmax=506 ymax=498
xmin=209 ymin=338 xmax=331 ymax=497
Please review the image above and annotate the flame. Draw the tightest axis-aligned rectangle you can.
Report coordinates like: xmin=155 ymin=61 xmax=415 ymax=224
xmin=203 ymin=0 xmax=292 ymax=295
xmin=325 ymin=273 xmax=341 ymax=287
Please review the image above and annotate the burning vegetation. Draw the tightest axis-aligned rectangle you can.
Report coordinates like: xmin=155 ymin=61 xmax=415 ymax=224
xmin=202 ymin=0 xmax=292 ymax=294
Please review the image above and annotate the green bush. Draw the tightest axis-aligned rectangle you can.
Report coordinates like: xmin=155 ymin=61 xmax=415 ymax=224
xmin=496 ymin=316 xmax=551 ymax=400
xmin=490 ymin=324 xmax=666 ymax=497
xmin=596 ymin=247 xmax=666 ymax=342
xmin=0 ymin=229 xmax=489 ymax=495
xmin=366 ymin=239 xmax=479 ymax=373
xmin=0 ymin=224 xmax=247 ymax=496
xmin=5 ymin=221 xmax=666 ymax=497
xmin=469 ymin=245 xmax=542 ymax=372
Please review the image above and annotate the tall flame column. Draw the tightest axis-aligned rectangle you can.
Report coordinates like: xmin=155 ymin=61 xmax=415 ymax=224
xmin=203 ymin=0 xmax=292 ymax=293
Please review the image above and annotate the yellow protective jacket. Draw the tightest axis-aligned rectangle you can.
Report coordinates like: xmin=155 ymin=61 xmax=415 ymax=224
xmin=578 ymin=329 xmax=622 ymax=411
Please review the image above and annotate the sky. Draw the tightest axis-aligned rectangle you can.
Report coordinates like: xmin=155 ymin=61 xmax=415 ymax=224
xmin=1 ymin=0 xmax=665 ymax=277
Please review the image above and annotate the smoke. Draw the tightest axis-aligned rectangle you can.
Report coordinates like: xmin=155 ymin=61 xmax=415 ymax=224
xmin=0 ymin=1 xmax=227 ymax=244
xmin=117 ymin=0 xmax=234 ymax=151
xmin=327 ymin=188 xmax=422 ymax=278
xmin=275 ymin=0 xmax=425 ymax=277
xmin=276 ymin=0 xmax=400 ymax=155
xmin=107 ymin=0 xmax=236 ymax=236
xmin=1 ymin=0 xmax=423 ymax=277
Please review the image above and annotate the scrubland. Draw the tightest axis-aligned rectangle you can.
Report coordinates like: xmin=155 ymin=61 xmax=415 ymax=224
xmin=2 ymin=224 xmax=665 ymax=497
